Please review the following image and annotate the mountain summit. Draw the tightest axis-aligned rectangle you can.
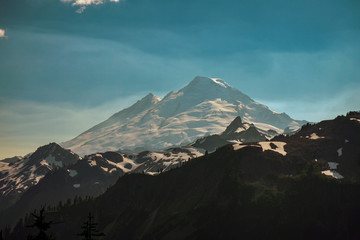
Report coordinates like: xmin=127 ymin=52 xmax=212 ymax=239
xmin=61 ymin=76 xmax=306 ymax=155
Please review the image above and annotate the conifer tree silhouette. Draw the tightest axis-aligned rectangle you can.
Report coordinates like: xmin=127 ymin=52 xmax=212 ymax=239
xmin=26 ymin=207 xmax=55 ymax=240
xmin=77 ymin=212 xmax=104 ymax=240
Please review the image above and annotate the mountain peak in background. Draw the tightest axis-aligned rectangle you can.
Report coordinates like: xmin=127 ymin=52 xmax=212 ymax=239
xmin=187 ymin=76 xmax=232 ymax=89
xmin=0 ymin=142 xmax=80 ymax=211
xmin=61 ymin=76 xmax=307 ymax=156
xmin=222 ymin=116 xmax=243 ymax=136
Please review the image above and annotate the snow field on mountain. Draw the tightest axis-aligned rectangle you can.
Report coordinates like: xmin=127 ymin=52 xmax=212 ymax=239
xmin=145 ymin=148 xmax=202 ymax=171
xmin=106 ymin=156 xmax=139 ymax=173
xmin=0 ymin=158 xmax=43 ymax=195
xmin=61 ymin=76 xmax=306 ymax=156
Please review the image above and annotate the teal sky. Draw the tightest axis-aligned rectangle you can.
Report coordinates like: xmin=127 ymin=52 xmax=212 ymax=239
xmin=0 ymin=0 xmax=359 ymax=158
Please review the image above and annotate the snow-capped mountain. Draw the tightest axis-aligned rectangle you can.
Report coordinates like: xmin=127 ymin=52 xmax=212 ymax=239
xmin=0 ymin=143 xmax=80 ymax=211
xmin=61 ymin=76 xmax=306 ymax=156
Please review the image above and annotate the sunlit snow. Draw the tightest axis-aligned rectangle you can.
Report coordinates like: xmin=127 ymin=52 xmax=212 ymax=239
xmin=88 ymin=160 xmax=97 ymax=167
xmin=350 ymin=118 xmax=360 ymax=123
xmin=40 ymin=160 xmax=50 ymax=167
xmin=306 ymin=133 xmax=325 ymax=140
xmin=258 ymin=141 xmax=287 ymax=156
xmin=232 ymin=144 xmax=259 ymax=151
xmin=61 ymin=76 xmax=304 ymax=156
xmin=100 ymin=166 xmax=108 ymax=172
xmin=321 ymin=170 xmax=344 ymax=179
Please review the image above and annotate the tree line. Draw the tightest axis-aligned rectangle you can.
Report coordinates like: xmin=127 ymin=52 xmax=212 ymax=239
xmin=1 ymin=206 xmax=104 ymax=240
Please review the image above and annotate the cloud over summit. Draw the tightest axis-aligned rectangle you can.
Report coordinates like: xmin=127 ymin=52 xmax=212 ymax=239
xmin=60 ymin=0 xmax=124 ymax=13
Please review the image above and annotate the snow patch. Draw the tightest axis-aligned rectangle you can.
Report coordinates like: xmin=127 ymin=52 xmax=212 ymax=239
xmin=350 ymin=118 xmax=360 ymax=123
xmin=345 ymin=139 xmax=349 ymax=143
xmin=210 ymin=78 xmax=231 ymax=88
xmin=234 ymin=127 xmax=247 ymax=133
xmin=306 ymin=133 xmax=325 ymax=140
xmin=258 ymin=141 xmax=287 ymax=156
xmin=228 ymin=139 xmax=242 ymax=144
xmin=44 ymin=155 xmax=63 ymax=168
xmin=40 ymin=160 xmax=50 ymax=167
xmin=337 ymin=147 xmax=343 ymax=157
xmin=67 ymin=169 xmax=78 ymax=177
xmin=73 ymin=183 xmax=80 ymax=188
xmin=35 ymin=176 xmax=44 ymax=184
xmin=88 ymin=160 xmax=97 ymax=167
xmin=105 ymin=157 xmax=140 ymax=173
xmin=146 ymin=172 xmax=158 ymax=176
xmin=328 ymin=162 xmax=339 ymax=170
xmin=321 ymin=170 xmax=344 ymax=179
xmin=232 ymin=144 xmax=258 ymax=151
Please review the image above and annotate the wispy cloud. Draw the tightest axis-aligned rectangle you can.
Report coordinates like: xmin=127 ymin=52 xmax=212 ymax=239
xmin=76 ymin=6 xmax=87 ymax=14
xmin=60 ymin=0 xmax=124 ymax=14
xmin=0 ymin=28 xmax=7 ymax=38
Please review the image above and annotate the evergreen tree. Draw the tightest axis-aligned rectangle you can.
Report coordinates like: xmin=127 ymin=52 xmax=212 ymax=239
xmin=74 ymin=195 xmax=79 ymax=205
xmin=77 ymin=212 xmax=104 ymax=240
xmin=66 ymin=198 xmax=72 ymax=207
xmin=11 ymin=218 xmax=27 ymax=240
xmin=26 ymin=207 xmax=55 ymax=240
xmin=3 ymin=226 xmax=11 ymax=240
xmin=57 ymin=201 xmax=63 ymax=211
